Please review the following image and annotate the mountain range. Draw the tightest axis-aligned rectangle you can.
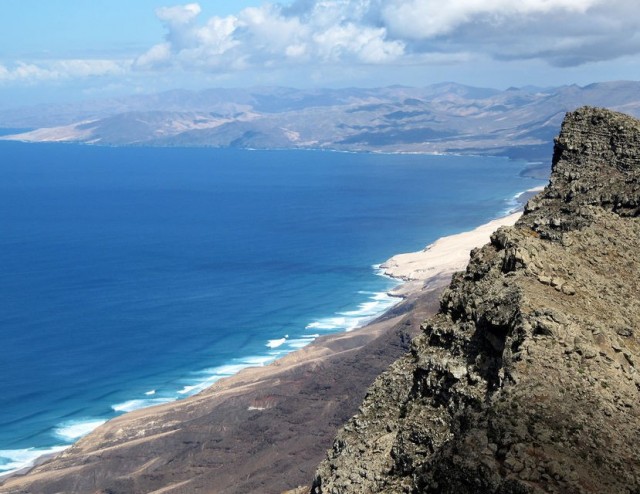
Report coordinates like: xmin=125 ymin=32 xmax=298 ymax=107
xmin=3 ymin=81 xmax=640 ymax=162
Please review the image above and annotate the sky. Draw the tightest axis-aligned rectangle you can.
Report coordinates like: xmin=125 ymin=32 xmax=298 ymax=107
xmin=0 ymin=0 xmax=639 ymax=107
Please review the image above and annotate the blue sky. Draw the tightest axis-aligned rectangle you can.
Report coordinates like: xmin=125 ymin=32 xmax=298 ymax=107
xmin=0 ymin=1 xmax=262 ymax=58
xmin=1 ymin=0 xmax=639 ymax=107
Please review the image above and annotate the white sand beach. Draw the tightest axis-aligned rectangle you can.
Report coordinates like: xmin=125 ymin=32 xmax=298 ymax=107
xmin=381 ymin=212 xmax=522 ymax=296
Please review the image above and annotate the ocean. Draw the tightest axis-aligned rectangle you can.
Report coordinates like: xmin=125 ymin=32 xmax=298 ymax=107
xmin=0 ymin=142 xmax=545 ymax=475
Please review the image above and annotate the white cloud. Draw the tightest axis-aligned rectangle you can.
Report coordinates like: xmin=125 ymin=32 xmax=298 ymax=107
xmin=133 ymin=0 xmax=640 ymax=74
xmin=197 ymin=16 xmax=239 ymax=55
xmin=134 ymin=2 xmax=405 ymax=72
xmin=135 ymin=43 xmax=172 ymax=68
xmin=155 ymin=3 xmax=202 ymax=52
xmin=156 ymin=3 xmax=201 ymax=27
xmin=381 ymin=0 xmax=597 ymax=39
xmin=380 ymin=0 xmax=640 ymax=67
xmin=6 ymin=0 xmax=633 ymax=88
xmin=0 ymin=64 xmax=10 ymax=79
xmin=313 ymin=24 xmax=404 ymax=63
xmin=0 ymin=60 xmax=130 ymax=83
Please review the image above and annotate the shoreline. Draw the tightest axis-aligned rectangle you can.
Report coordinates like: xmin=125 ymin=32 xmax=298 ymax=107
xmin=379 ymin=185 xmax=543 ymax=299
xmin=0 ymin=133 xmax=551 ymax=167
xmin=0 ymin=193 xmax=538 ymax=488
xmin=381 ymin=211 xmax=522 ymax=296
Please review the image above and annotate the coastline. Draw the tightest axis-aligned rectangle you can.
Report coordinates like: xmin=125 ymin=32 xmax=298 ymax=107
xmin=0 ymin=142 xmax=546 ymax=482
xmin=381 ymin=212 xmax=522 ymax=296
xmin=380 ymin=185 xmax=544 ymax=298
xmin=0 ymin=200 xmax=535 ymax=492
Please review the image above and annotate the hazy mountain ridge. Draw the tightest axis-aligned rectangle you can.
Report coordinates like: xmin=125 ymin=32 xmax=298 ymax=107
xmin=3 ymin=81 xmax=640 ymax=159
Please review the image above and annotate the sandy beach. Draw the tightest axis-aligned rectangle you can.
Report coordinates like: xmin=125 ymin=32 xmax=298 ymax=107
xmin=0 ymin=208 xmax=528 ymax=494
xmin=381 ymin=211 xmax=522 ymax=296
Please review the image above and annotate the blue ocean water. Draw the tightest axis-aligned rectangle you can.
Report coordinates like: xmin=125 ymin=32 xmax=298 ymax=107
xmin=0 ymin=142 xmax=545 ymax=474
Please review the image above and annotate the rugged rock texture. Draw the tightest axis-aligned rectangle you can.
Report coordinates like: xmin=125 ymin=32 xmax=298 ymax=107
xmin=312 ymin=107 xmax=640 ymax=493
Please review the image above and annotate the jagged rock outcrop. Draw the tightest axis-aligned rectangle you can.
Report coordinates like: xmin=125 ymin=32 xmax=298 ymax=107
xmin=312 ymin=107 xmax=640 ymax=494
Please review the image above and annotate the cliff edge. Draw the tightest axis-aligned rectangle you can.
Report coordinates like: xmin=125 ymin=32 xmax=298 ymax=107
xmin=312 ymin=107 xmax=640 ymax=493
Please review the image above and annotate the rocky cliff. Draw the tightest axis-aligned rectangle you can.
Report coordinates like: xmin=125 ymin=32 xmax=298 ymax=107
xmin=312 ymin=107 xmax=640 ymax=493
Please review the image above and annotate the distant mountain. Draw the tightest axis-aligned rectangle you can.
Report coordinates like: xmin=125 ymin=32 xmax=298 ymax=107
xmin=2 ymin=81 xmax=640 ymax=161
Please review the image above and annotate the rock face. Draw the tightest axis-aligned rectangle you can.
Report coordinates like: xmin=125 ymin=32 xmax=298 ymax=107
xmin=312 ymin=107 xmax=640 ymax=493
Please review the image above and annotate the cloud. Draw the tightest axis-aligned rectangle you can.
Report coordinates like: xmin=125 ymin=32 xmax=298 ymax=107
xmin=135 ymin=2 xmax=406 ymax=72
xmin=155 ymin=3 xmax=203 ymax=51
xmin=7 ymin=0 xmax=632 ymax=88
xmin=384 ymin=0 xmax=640 ymax=67
xmin=380 ymin=0 xmax=597 ymax=39
xmin=134 ymin=43 xmax=173 ymax=68
xmin=156 ymin=3 xmax=201 ymax=26
xmin=0 ymin=60 xmax=130 ymax=83
xmin=313 ymin=24 xmax=404 ymax=63
xmin=134 ymin=0 xmax=640 ymax=73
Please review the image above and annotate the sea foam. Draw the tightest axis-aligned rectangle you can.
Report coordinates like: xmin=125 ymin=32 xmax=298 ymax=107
xmin=503 ymin=185 xmax=546 ymax=215
xmin=175 ymin=356 xmax=277 ymax=396
xmin=7 ymin=267 xmax=402 ymax=479
xmin=0 ymin=419 xmax=110 ymax=476
xmin=54 ymin=419 xmax=108 ymax=441
xmin=0 ymin=446 xmax=68 ymax=477
xmin=266 ymin=336 xmax=288 ymax=349
xmin=305 ymin=270 xmax=400 ymax=333
xmin=284 ymin=336 xmax=316 ymax=349
xmin=111 ymin=398 xmax=173 ymax=413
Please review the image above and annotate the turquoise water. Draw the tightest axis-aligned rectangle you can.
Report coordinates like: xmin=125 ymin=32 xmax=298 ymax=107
xmin=0 ymin=142 xmax=544 ymax=474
